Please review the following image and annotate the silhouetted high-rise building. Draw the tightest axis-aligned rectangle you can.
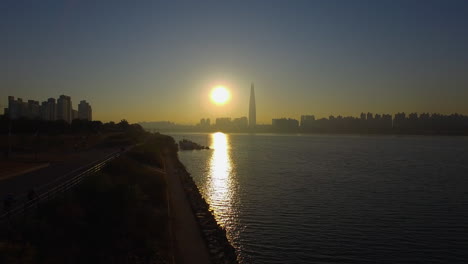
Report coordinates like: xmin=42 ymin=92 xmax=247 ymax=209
xmin=57 ymin=95 xmax=72 ymax=123
xmin=6 ymin=95 xmax=92 ymax=121
xmin=233 ymin=116 xmax=248 ymax=129
xmin=46 ymin=98 xmax=57 ymax=120
xmin=8 ymin=96 xmax=21 ymax=119
xmin=360 ymin=112 xmax=366 ymax=120
xmin=393 ymin=112 xmax=406 ymax=128
xmin=301 ymin=115 xmax=315 ymax=127
xmin=216 ymin=117 xmax=232 ymax=130
xmin=272 ymin=118 xmax=299 ymax=131
xmin=7 ymin=96 xmax=38 ymax=119
xmin=199 ymin=118 xmax=211 ymax=129
xmin=27 ymin=100 xmax=40 ymax=119
xmin=78 ymin=100 xmax=92 ymax=120
xmin=40 ymin=101 xmax=48 ymax=120
xmin=249 ymin=83 xmax=256 ymax=129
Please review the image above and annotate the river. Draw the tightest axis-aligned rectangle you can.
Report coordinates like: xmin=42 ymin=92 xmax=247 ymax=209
xmin=171 ymin=133 xmax=468 ymax=264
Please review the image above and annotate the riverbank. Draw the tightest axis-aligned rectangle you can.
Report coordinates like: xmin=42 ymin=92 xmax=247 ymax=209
xmin=171 ymin=159 xmax=238 ymax=264
xmin=0 ymin=132 xmax=238 ymax=264
xmin=131 ymin=133 xmax=238 ymax=263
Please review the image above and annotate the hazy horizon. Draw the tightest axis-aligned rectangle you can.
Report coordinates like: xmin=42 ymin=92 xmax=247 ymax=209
xmin=3 ymin=0 xmax=468 ymax=123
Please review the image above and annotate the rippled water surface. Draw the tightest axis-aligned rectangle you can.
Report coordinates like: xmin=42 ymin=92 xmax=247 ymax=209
xmin=171 ymin=133 xmax=468 ymax=264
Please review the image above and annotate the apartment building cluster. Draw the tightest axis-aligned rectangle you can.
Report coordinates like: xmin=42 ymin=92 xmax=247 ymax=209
xmin=5 ymin=95 xmax=92 ymax=123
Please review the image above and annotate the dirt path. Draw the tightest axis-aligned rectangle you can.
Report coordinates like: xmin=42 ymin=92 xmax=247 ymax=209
xmin=164 ymin=156 xmax=211 ymax=264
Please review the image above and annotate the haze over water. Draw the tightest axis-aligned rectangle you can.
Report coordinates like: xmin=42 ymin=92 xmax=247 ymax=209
xmin=173 ymin=133 xmax=468 ymax=263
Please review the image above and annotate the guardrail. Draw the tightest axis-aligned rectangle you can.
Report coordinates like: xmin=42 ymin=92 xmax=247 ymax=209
xmin=0 ymin=151 xmax=122 ymax=221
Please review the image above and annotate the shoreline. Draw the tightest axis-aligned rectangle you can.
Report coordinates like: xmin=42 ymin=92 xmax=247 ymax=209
xmin=172 ymin=158 xmax=238 ymax=264
xmin=143 ymin=128 xmax=468 ymax=137
xmin=158 ymin=130 xmax=468 ymax=139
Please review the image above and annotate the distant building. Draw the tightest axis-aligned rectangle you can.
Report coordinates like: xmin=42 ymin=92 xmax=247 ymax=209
xmin=57 ymin=95 xmax=72 ymax=123
xmin=393 ymin=112 xmax=406 ymax=128
xmin=232 ymin=116 xmax=248 ymax=129
xmin=420 ymin=113 xmax=430 ymax=120
xmin=301 ymin=115 xmax=315 ymax=130
xmin=27 ymin=100 xmax=40 ymax=119
xmin=215 ymin=117 xmax=232 ymax=130
xmin=272 ymin=118 xmax=299 ymax=131
xmin=7 ymin=96 xmax=41 ymax=119
xmin=382 ymin=114 xmax=393 ymax=129
xmin=8 ymin=96 xmax=22 ymax=119
xmin=40 ymin=101 xmax=48 ymax=120
xmin=78 ymin=100 xmax=92 ymax=120
xmin=301 ymin=115 xmax=315 ymax=125
xmin=19 ymin=98 xmax=28 ymax=117
xmin=199 ymin=118 xmax=211 ymax=129
xmin=249 ymin=83 xmax=256 ymax=129
xmin=40 ymin=98 xmax=57 ymax=121
xmin=6 ymin=95 xmax=91 ymax=122
xmin=409 ymin=112 xmax=418 ymax=120
xmin=360 ymin=112 xmax=366 ymax=120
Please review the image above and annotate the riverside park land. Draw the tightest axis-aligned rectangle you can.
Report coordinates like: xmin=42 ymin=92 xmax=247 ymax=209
xmin=0 ymin=121 xmax=237 ymax=264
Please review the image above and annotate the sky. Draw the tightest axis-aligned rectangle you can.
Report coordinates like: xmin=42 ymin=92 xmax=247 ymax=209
xmin=2 ymin=0 xmax=468 ymax=124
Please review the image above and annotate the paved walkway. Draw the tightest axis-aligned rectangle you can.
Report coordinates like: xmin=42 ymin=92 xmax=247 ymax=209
xmin=164 ymin=156 xmax=211 ymax=264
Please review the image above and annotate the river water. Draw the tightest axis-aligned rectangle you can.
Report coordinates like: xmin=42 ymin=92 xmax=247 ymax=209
xmin=171 ymin=133 xmax=468 ymax=264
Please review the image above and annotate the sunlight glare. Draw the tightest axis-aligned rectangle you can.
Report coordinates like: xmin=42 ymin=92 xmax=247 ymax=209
xmin=207 ymin=132 xmax=234 ymax=224
xmin=210 ymin=86 xmax=231 ymax=105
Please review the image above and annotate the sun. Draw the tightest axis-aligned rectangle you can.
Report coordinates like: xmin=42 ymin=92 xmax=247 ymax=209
xmin=210 ymin=86 xmax=231 ymax=105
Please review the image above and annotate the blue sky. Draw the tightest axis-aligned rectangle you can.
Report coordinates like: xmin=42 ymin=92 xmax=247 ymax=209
xmin=2 ymin=0 xmax=468 ymax=123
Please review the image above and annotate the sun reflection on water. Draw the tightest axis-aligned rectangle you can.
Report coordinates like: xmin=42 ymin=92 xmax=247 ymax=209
xmin=207 ymin=132 xmax=234 ymax=227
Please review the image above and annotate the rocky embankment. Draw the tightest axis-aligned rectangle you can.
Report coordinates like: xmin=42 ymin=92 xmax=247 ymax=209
xmin=175 ymin=161 xmax=238 ymax=264
xmin=178 ymin=139 xmax=210 ymax=150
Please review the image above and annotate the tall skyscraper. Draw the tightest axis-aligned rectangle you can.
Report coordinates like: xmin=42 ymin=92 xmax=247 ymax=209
xmin=249 ymin=83 xmax=256 ymax=129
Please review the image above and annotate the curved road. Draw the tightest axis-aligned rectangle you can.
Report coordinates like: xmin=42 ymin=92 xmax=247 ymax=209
xmin=0 ymin=147 xmax=120 ymax=205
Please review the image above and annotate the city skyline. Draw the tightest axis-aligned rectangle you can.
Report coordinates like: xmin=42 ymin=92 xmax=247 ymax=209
xmin=6 ymin=86 xmax=468 ymax=126
xmin=3 ymin=79 xmax=468 ymax=125
xmin=2 ymin=1 xmax=468 ymax=123
xmin=137 ymin=110 xmax=468 ymax=135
